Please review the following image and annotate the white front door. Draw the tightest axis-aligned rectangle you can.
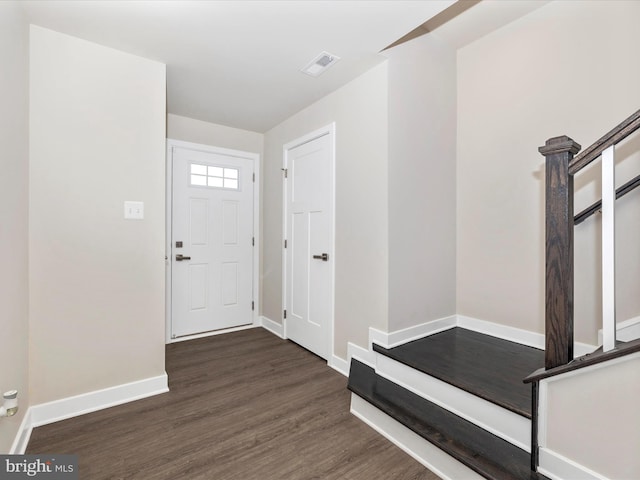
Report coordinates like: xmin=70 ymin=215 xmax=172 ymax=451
xmin=284 ymin=127 xmax=334 ymax=359
xmin=171 ymin=145 xmax=255 ymax=339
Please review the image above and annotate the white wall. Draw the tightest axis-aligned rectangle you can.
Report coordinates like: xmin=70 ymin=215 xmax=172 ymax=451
xmin=543 ymin=354 xmax=640 ymax=478
xmin=263 ymin=62 xmax=389 ymax=359
xmin=29 ymin=26 xmax=167 ymax=403
xmin=0 ymin=1 xmax=29 ymax=453
xmin=167 ymin=114 xmax=263 ymax=155
xmin=386 ymin=33 xmax=457 ymax=331
xmin=456 ymin=0 xmax=640 ymax=343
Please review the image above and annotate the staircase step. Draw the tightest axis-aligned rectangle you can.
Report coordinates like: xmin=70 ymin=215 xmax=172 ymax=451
xmin=375 ymin=352 xmax=531 ymax=451
xmin=348 ymin=359 xmax=548 ymax=480
xmin=373 ymin=327 xmax=543 ymax=418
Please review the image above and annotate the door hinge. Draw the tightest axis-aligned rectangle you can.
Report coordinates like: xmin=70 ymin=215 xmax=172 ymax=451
xmin=284 ymin=309 xmax=287 ymax=319
xmin=284 ymin=239 xmax=287 ymax=248
xmin=252 ymin=237 xmax=255 ymax=246
xmin=252 ymin=301 xmax=255 ymax=311
xmin=252 ymin=172 xmax=255 ymax=182
xmin=281 ymin=168 xmax=288 ymax=178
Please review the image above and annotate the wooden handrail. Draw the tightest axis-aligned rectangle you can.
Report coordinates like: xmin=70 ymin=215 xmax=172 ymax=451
xmin=539 ymin=109 xmax=640 ymax=370
xmin=574 ymin=173 xmax=640 ymax=225
xmin=569 ymin=109 xmax=640 ymax=175
xmin=523 ymin=337 xmax=640 ymax=383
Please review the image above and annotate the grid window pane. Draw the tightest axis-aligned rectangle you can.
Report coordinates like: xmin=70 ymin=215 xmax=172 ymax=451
xmin=224 ymin=168 xmax=238 ymax=179
xmin=191 ymin=164 xmax=207 ymax=175
xmin=208 ymin=176 xmax=224 ymax=188
xmin=224 ymin=178 xmax=238 ymax=190
xmin=191 ymin=174 xmax=207 ymax=186
xmin=190 ymin=163 xmax=240 ymax=190
xmin=208 ymin=166 xmax=224 ymax=178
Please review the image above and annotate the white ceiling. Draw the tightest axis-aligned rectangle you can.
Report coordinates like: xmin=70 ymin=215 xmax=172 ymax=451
xmin=21 ymin=0 xmax=455 ymax=133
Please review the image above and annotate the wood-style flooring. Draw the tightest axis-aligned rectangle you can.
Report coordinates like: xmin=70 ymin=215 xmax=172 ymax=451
xmin=27 ymin=328 xmax=440 ymax=480
xmin=373 ymin=327 xmax=544 ymax=417
xmin=349 ymin=360 xmax=548 ymax=480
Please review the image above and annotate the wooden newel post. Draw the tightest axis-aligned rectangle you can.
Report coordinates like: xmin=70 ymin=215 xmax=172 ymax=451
xmin=539 ymin=136 xmax=581 ymax=369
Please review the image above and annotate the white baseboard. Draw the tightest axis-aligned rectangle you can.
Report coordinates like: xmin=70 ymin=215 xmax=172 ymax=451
xmin=9 ymin=409 xmax=33 ymax=454
xmin=370 ymin=315 xmax=457 ymax=349
xmin=376 ymin=354 xmax=531 ymax=452
xmin=538 ymin=447 xmax=607 ymax=480
xmin=330 ymin=355 xmax=349 ymax=377
xmin=260 ymin=316 xmax=285 ymax=339
xmin=11 ymin=373 xmax=168 ymax=454
xmin=598 ymin=315 xmax=640 ymax=344
xmin=369 ymin=315 xmax=597 ymax=358
xmin=29 ymin=373 xmax=169 ymax=428
xmin=350 ymin=394 xmax=484 ymax=480
xmin=457 ymin=315 xmax=544 ymax=349
xmin=386 ymin=315 xmax=458 ymax=348
xmin=457 ymin=315 xmax=596 ymax=357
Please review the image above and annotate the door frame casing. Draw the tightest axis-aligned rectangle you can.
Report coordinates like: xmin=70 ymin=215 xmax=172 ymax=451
xmin=165 ymin=139 xmax=261 ymax=344
xmin=282 ymin=123 xmax=336 ymax=362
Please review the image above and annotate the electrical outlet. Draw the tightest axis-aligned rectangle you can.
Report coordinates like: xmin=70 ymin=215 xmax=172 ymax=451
xmin=124 ymin=201 xmax=144 ymax=220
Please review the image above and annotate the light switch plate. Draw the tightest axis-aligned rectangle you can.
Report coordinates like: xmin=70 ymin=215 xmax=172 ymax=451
xmin=124 ymin=201 xmax=144 ymax=220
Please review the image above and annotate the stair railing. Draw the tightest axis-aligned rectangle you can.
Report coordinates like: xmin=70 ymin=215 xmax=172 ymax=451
xmin=539 ymin=109 xmax=640 ymax=369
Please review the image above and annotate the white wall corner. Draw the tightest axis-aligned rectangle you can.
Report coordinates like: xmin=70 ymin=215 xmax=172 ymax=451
xmin=29 ymin=373 xmax=169 ymax=429
xmin=330 ymin=355 xmax=349 ymax=377
xmin=538 ymin=448 xmax=608 ymax=480
xmin=260 ymin=316 xmax=285 ymax=339
xmin=10 ymin=409 xmax=33 ymax=455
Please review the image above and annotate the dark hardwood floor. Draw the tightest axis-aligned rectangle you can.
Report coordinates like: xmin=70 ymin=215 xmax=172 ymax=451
xmin=27 ymin=328 xmax=440 ymax=480
xmin=349 ymin=360 xmax=548 ymax=480
xmin=373 ymin=327 xmax=544 ymax=417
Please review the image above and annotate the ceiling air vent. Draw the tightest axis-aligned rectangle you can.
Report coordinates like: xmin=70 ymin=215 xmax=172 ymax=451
xmin=301 ymin=51 xmax=340 ymax=77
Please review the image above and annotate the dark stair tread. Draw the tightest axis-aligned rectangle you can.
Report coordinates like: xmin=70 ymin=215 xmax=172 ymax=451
xmin=348 ymin=359 xmax=548 ymax=480
xmin=373 ymin=327 xmax=543 ymax=418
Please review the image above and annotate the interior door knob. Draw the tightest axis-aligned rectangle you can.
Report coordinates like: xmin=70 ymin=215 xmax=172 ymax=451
xmin=312 ymin=253 xmax=329 ymax=261
xmin=175 ymin=254 xmax=191 ymax=261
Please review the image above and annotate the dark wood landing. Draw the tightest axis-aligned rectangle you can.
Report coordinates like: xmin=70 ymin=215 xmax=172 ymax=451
xmin=373 ymin=327 xmax=544 ymax=418
xmin=348 ymin=359 xmax=549 ymax=480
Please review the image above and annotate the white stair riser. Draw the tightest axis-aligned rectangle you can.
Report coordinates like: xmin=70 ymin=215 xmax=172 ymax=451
xmin=375 ymin=353 xmax=531 ymax=452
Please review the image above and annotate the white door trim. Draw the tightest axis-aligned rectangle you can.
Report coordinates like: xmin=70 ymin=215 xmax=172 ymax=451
xmin=165 ymin=139 xmax=261 ymax=344
xmin=282 ymin=123 xmax=336 ymax=362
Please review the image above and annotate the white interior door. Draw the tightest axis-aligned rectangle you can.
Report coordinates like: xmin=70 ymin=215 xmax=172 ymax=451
xmin=285 ymin=128 xmax=334 ymax=359
xmin=171 ymin=146 xmax=254 ymax=338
